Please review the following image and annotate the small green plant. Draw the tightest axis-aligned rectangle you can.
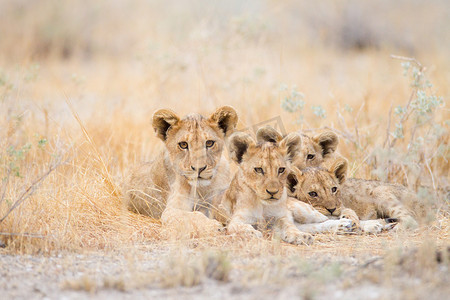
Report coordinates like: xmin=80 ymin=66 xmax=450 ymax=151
xmin=24 ymin=63 xmax=40 ymax=82
xmin=372 ymin=56 xmax=447 ymax=193
xmin=280 ymin=84 xmax=306 ymax=123
xmin=281 ymin=85 xmax=305 ymax=110
xmin=38 ymin=138 xmax=48 ymax=148
xmin=280 ymin=56 xmax=447 ymax=214
xmin=387 ymin=59 xmax=444 ymax=147
xmin=5 ymin=143 xmax=32 ymax=177
xmin=311 ymin=105 xmax=327 ymax=119
xmin=0 ymin=119 xmax=66 ymax=227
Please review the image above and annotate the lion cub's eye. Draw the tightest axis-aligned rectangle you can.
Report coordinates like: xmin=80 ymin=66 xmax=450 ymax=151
xmin=178 ymin=142 xmax=188 ymax=149
xmin=308 ymin=191 xmax=318 ymax=197
xmin=205 ymin=140 xmax=215 ymax=148
xmin=254 ymin=168 xmax=264 ymax=174
xmin=331 ymin=187 xmax=337 ymax=193
xmin=307 ymin=154 xmax=315 ymax=160
xmin=278 ymin=167 xmax=286 ymax=174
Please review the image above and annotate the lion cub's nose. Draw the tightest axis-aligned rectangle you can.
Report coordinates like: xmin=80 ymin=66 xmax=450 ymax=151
xmin=266 ymin=189 xmax=279 ymax=196
xmin=191 ymin=165 xmax=207 ymax=175
xmin=327 ymin=208 xmax=336 ymax=214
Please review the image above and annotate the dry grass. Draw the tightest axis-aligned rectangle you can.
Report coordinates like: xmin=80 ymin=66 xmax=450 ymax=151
xmin=0 ymin=0 xmax=449 ymax=297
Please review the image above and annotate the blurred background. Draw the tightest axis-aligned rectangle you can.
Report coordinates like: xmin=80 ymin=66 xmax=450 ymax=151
xmin=0 ymin=0 xmax=448 ymax=251
xmin=2 ymin=0 xmax=449 ymax=59
xmin=1 ymin=0 xmax=448 ymax=119
xmin=1 ymin=0 xmax=449 ymax=179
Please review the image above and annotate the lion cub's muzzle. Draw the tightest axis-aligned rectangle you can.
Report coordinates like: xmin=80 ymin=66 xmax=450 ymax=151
xmin=183 ymin=164 xmax=216 ymax=185
xmin=261 ymin=187 xmax=284 ymax=202
xmin=191 ymin=165 xmax=206 ymax=174
xmin=317 ymin=206 xmax=340 ymax=217
xmin=266 ymin=188 xmax=279 ymax=199
xmin=191 ymin=165 xmax=209 ymax=178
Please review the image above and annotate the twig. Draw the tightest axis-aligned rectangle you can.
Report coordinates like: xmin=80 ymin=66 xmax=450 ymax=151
xmin=383 ymin=103 xmax=393 ymax=148
xmin=0 ymin=159 xmax=67 ymax=223
xmin=0 ymin=232 xmax=46 ymax=238
xmin=389 ymin=54 xmax=425 ymax=148
xmin=390 ymin=55 xmax=423 ymax=68
xmin=360 ymin=256 xmax=383 ymax=268
xmin=353 ymin=101 xmax=365 ymax=149
xmin=390 ymin=90 xmax=416 ymax=148
xmin=400 ymin=164 xmax=410 ymax=187
xmin=425 ymin=158 xmax=437 ymax=193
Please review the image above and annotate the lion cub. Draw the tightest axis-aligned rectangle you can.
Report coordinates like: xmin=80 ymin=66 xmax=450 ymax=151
xmin=286 ymin=158 xmax=420 ymax=230
xmin=259 ymin=128 xmax=416 ymax=231
xmin=217 ymin=131 xmax=319 ymax=245
xmin=124 ymin=106 xmax=238 ymax=237
xmin=257 ymin=128 xmax=340 ymax=170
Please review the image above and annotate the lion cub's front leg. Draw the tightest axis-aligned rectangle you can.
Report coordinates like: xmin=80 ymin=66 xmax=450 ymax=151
xmin=287 ymin=198 xmax=328 ymax=223
xmin=375 ymin=192 xmax=418 ymax=230
xmin=162 ymin=208 xmax=224 ymax=237
xmin=340 ymin=207 xmax=397 ymax=234
xmin=274 ymin=214 xmax=314 ymax=245
xmin=161 ymin=191 xmax=223 ymax=238
xmin=227 ymin=210 xmax=262 ymax=238
xmin=340 ymin=207 xmax=361 ymax=232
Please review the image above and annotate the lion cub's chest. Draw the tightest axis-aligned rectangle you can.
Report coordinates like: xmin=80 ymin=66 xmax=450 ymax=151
xmin=191 ymin=186 xmax=228 ymax=218
xmin=248 ymin=200 xmax=288 ymax=229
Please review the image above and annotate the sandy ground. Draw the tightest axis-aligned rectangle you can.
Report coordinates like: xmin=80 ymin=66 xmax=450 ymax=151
xmin=1 ymin=232 xmax=449 ymax=300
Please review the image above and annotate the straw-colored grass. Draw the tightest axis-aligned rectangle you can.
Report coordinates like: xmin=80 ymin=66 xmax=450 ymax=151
xmin=0 ymin=0 xmax=448 ymax=297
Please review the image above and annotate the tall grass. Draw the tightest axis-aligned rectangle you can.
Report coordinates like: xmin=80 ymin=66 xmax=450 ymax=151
xmin=0 ymin=0 xmax=448 ymax=253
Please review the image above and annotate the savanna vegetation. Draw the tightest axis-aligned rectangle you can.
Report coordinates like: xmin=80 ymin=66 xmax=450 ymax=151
xmin=0 ymin=0 xmax=448 ymax=299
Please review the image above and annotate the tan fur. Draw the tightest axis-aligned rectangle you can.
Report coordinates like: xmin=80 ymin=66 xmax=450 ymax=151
xmin=257 ymin=129 xmax=341 ymax=170
xmin=216 ymin=131 xmax=314 ymax=245
xmin=123 ymin=106 xmax=238 ymax=237
xmin=287 ymin=159 xmax=421 ymax=230
xmin=253 ymin=126 xmax=356 ymax=234
xmin=295 ymin=131 xmax=342 ymax=170
xmin=286 ymin=199 xmax=357 ymax=234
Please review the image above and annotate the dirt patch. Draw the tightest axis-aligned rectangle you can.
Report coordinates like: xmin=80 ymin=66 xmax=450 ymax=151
xmin=1 ymin=231 xmax=448 ymax=299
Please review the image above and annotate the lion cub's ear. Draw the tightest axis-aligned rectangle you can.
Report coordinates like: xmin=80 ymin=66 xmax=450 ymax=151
xmin=228 ymin=132 xmax=255 ymax=164
xmin=152 ymin=109 xmax=181 ymax=141
xmin=313 ymin=131 xmax=339 ymax=157
xmin=256 ymin=125 xmax=283 ymax=144
xmin=208 ymin=106 xmax=238 ymax=138
xmin=279 ymin=132 xmax=302 ymax=161
xmin=287 ymin=166 xmax=302 ymax=193
xmin=329 ymin=158 xmax=348 ymax=184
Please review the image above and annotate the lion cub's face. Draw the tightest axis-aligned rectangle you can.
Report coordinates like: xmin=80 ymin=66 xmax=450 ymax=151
xmin=286 ymin=159 xmax=348 ymax=217
xmin=240 ymin=143 xmax=288 ymax=202
xmin=152 ymin=106 xmax=238 ymax=186
xmin=294 ymin=132 xmax=339 ymax=169
xmin=257 ymin=129 xmax=339 ymax=170
xmin=229 ymin=128 xmax=301 ymax=204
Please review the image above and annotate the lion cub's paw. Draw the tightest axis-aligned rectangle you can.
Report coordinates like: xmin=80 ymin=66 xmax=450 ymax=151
xmin=205 ymin=219 xmax=226 ymax=234
xmin=283 ymin=229 xmax=314 ymax=245
xmin=335 ymin=218 xmax=356 ymax=234
xmin=361 ymin=220 xmax=383 ymax=234
xmin=191 ymin=211 xmax=225 ymax=234
xmin=227 ymin=223 xmax=263 ymax=238
xmin=340 ymin=214 xmax=361 ymax=232
xmin=360 ymin=219 xmax=398 ymax=234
